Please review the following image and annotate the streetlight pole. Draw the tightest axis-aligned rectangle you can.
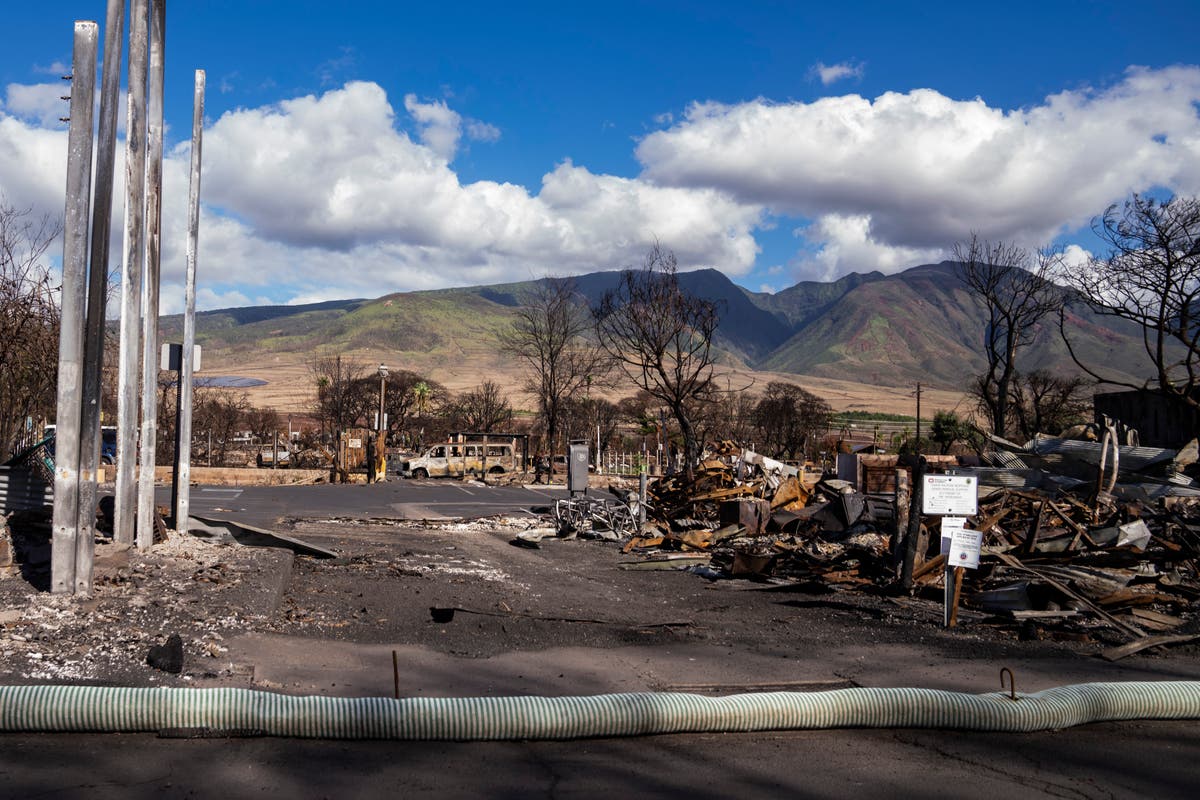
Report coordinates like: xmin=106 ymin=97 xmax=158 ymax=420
xmin=376 ymin=364 xmax=388 ymax=482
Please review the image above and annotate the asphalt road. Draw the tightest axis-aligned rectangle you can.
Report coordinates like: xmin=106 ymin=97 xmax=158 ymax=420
xmin=3 ymin=721 xmax=1197 ymax=799
xmin=158 ymin=477 xmax=569 ymax=529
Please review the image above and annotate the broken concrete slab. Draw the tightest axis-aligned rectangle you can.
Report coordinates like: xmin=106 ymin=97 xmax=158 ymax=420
xmin=187 ymin=515 xmax=337 ymax=559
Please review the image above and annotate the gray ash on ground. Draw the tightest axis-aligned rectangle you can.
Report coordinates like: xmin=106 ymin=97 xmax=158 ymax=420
xmin=0 ymin=529 xmax=289 ymax=686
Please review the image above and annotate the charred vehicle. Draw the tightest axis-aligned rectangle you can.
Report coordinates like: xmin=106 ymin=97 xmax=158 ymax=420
xmin=401 ymin=442 xmax=517 ymax=478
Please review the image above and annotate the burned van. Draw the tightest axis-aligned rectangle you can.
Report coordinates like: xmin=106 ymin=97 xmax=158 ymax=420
xmin=401 ymin=442 xmax=516 ymax=478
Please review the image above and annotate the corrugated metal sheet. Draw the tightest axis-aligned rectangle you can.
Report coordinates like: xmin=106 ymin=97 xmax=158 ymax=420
xmin=987 ymin=450 xmax=1031 ymax=469
xmin=956 ymin=468 xmax=1088 ymax=491
xmin=1028 ymin=435 xmax=1176 ymax=472
xmin=0 ymin=466 xmax=52 ymax=514
xmin=956 ymin=468 xmax=1044 ymax=490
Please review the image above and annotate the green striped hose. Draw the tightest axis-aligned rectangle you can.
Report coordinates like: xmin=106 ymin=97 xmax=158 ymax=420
xmin=1 ymin=682 xmax=1198 ymax=740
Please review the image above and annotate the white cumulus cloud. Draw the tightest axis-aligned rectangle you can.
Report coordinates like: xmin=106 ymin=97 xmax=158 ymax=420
xmin=404 ymin=92 xmax=463 ymax=161
xmin=637 ymin=65 xmax=1200 ymax=278
xmin=5 ymin=65 xmax=1200 ymax=309
xmin=4 ymin=81 xmax=70 ymax=129
xmin=812 ymin=61 xmax=864 ymax=86
xmin=151 ymin=82 xmax=760 ymax=304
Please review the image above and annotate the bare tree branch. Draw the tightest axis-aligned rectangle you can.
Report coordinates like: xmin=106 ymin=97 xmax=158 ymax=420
xmin=499 ymin=277 xmax=611 ymax=455
xmin=954 ymin=235 xmax=1063 ymax=437
xmin=0 ymin=197 xmax=62 ymax=460
xmin=593 ymin=245 xmax=721 ymax=472
xmin=1058 ymin=194 xmax=1200 ymax=411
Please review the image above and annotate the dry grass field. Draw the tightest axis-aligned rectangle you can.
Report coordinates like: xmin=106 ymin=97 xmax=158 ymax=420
xmin=203 ymin=346 xmax=968 ymax=419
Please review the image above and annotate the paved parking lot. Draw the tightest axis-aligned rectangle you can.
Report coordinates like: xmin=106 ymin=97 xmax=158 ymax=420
xmin=159 ymin=478 xmax=570 ymax=529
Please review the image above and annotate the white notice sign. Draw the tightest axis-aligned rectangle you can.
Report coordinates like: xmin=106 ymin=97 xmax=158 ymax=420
xmin=948 ymin=528 xmax=983 ymax=570
xmin=940 ymin=516 xmax=967 ymax=555
xmin=347 ymin=438 xmax=363 ymax=449
xmin=922 ymin=475 xmax=978 ymax=516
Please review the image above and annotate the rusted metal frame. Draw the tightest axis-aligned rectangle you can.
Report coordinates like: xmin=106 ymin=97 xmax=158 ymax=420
xmin=50 ymin=21 xmax=98 ymax=595
xmin=114 ymin=0 xmax=149 ymax=545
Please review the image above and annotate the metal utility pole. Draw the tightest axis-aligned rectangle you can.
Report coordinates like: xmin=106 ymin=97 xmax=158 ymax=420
xmin=76 ymin=0 xmax=125 ymax=597
xmin=50 ymin=21 xmax=98 ymax=595
xmin=172 ymin=68 xmax=204 ymax=536
xmin=114 ymin=0 xmax=149 ymax=546
xmin=136 ymin=0 xmax=165 ymax=550
xmin=375 ymin=364 xmax=388 ymax=482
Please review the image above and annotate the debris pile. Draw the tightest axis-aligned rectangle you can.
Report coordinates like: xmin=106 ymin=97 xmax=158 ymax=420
xmin=543 ymin=437 xmax=1200 ymax=654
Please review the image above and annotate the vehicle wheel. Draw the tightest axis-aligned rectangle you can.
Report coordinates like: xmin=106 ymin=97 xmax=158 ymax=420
xmin=102 ymin=455 xmax=115 ymax=465
xmin=412 ymin=468 xmax=428 ymax=479
xmin=489 ymin=465 xmax=504 ymax=474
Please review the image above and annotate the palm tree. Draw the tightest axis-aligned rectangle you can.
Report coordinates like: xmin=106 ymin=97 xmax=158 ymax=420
xmin=413 ymin=381 xmax=430 ymax=418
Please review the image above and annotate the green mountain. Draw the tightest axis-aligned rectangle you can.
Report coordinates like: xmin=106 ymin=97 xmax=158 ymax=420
xmin=752 ymin=262 xmax=1157 ymax=387
xmin=159 ymin=262 xmax=1162 ymax=392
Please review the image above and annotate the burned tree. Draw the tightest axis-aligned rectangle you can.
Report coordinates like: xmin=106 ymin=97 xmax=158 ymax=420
xmin=244 ymin=405 xmax=282 ymax=447
xmin=309 ymin=355 xmax=370 ymax=438
xmin=0 ymin=199 xmax=61 ymax=460
xmin=954 ymin=235 xmax=1063 ymax=438
xmin=192 ymin=388 xmax=250 ymax=467
xmin=500 ymin=278 xmax=610 ymax=457
xmin=752 ymin=381 xmax=832 ymax=461
xmin=561 ymin=396 xmax=621 ymax=455
xmin=593 ymin=246 xmax=720 ymax=472
xmin=1058 ymin=194 xmax=1200 ymax=412
xmin=449 ymin=380 xmax=513 ymax=432
xmin=1009 ymin=369 xmax=1091 ymax=439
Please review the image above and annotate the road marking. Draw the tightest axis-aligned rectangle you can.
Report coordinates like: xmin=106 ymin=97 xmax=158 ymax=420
xmin=200 ymin=488 xmax=243 ymax=496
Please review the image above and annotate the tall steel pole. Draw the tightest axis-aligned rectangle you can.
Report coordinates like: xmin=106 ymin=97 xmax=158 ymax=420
xmin=136 ymin=0 xmax=165 ymax=549
xmin=376 ymin=364 xmax=388 ymax=482
xmin=76 ymin=0 xmax=127 ymax=596
xmin=173 ymin=69 xmax=205 ymax=533
xmin=50 ymin=21 xmax=98 ymax=594
xmin=115 ymin=0 xmax=148 ymax=546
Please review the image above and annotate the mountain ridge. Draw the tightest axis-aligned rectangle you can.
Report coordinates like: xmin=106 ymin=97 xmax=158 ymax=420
xmin=163 ymin=262 xmax=1159 ymax=399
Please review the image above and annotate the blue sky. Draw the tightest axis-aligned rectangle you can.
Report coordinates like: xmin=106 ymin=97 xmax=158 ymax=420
xmin=3 ymin=1 xmax=1200 ymax=311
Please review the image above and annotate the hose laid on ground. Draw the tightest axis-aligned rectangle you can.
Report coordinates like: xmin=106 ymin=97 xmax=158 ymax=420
xmin=1 ymin=681 xmax=1198 ymax=740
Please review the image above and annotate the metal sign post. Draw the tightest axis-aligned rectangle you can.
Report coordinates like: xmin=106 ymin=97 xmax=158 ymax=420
xmin=922 ymin=475 xmax=979 ymax=628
